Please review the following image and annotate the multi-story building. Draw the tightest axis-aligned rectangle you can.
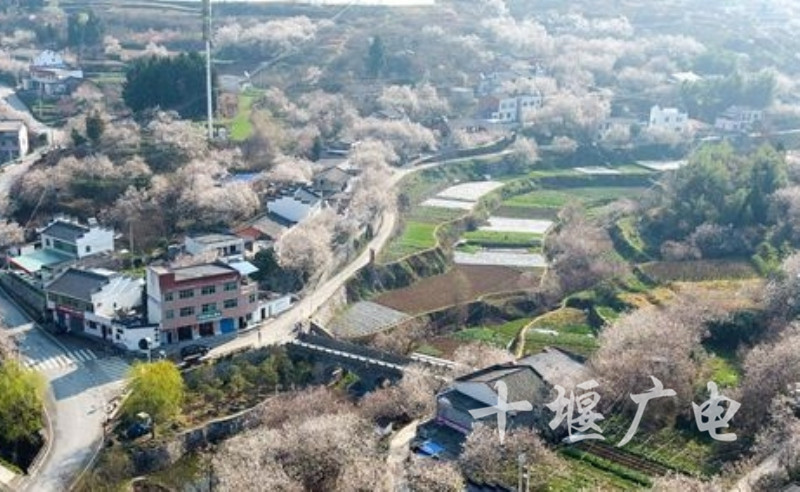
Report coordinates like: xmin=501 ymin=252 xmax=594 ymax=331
xmin=481 ymin=93 xmax=543 ymax=124
xmin=22 ymin=50 xmax=84 ymax=96
xmin=146 ymin=262 xmax=258 ymax=345
xmin=0 ymin=120 xmax=28 ymax=163
xmin=44 ymin=267 xmax=156 ymax=351
xmin=648 ymin=105 xmax=688 ymax=133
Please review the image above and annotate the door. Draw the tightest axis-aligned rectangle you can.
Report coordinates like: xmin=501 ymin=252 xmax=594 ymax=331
xmin=220 ymin=318 xmax=235 ymax=334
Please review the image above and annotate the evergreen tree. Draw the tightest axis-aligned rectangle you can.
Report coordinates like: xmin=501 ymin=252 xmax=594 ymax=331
xmin=85 ymin=111 xmax=105 ymax=146
xmin=367 ymin=36 xmax=386 ymax=78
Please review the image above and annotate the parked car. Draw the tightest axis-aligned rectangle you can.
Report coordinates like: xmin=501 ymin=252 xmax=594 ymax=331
xmin=411 ymin=439 xmax=445 ymax=459
xmin=180 ymin=344 xmax=210 ymax=361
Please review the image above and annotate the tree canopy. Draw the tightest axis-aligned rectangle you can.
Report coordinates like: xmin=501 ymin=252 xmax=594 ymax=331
xmin=123 ymin=53 xmax=217 ymax=120
xmin=0 ymin=361 xmax=45 ymax=445
xmin=123 ymin=361 xmax=184 ymax=424
xmin=642 ymin=143 xmax=788 ymax=258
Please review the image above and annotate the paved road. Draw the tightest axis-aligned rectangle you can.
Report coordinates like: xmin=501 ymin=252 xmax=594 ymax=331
xmin=0 ymin=290 xmax=130 ymax=492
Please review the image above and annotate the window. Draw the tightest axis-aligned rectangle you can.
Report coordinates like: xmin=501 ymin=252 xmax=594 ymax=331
xmin=179 ymin=306 xmax=194 ymax=317
xmin=165 ymin=310 xmax=174 ymax=320
xmin=223 ymin=299 xmax=238 ymax=309
xmin=179 ymin=289 xmax=194 ymax=299
xmin=249 ymin=294 xmax=256 ymax=303
xmin=45 ymin=238 xmax=51 ymax=247
xmin=201 ymin=285 xmax=216 ymax=295
xmin=164 ymin=292 xmax=174 ymax=301
xmin=201 ymin=303 xmax=217 ymax=313
xmin=85 ymin=245 xmax=91 ymax=253
xmin=224 ymin=281 xmax=237 ymax=292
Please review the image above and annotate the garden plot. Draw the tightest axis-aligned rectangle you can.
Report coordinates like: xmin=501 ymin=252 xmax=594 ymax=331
xmin=575 ymin=166 xmax=621 ymax=175
xmin=328 ymin=301 xmax=410 ymax=338
xmin=454 ymin=250 xmax=547 ymax=268
xmin=637 ymin=159 xmax=687 ymax=171
xmin=480 ymin=217 xmax=553 ymax=235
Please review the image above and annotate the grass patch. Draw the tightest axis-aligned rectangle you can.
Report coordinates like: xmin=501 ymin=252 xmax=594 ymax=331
xmin=414 ymin=344 xmax=443 ymax=357
xmin=451 ymin=318 xmax=533 ymax=349
xmin=505 ymin=187 xmax=646 ymax=210
xmin=560 ymin=448 xmax=652 ymax=487
xmin=409 ymin=206 xmax=464 ymax=224
xmin=462 ymin=229 xmax=542 ymax=247
xmin=524 ymin=307 xmax=597 ymax=356
xmin=701 ymin=354 xmax=740 ymax=389
xmin=228 ymin=90 xmax=260 ymax=141
xmin=383 ymin=221 xmax=438 ymax=260
xmin=553 ymin=452 xmax=645 ymax=490
xmin=639 ymin=260 xmax=760 ymax=283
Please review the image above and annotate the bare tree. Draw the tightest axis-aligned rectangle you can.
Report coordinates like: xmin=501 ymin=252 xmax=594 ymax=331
xmin=275 ymin=210 xmax=336 ymax=281
xmin=406 ymin=458 xmax=465 ymax=492
xmin=452 ymin=342 xmax=514 ymax=376
xmin=459 ymin=425 xmax=563 ymax=489
xmin=544 ymin=206 xmax=628 ymax=295
xmin=651 ymin=474 xmax=722 ymax=492
xmin=0 ymin=220 xmax=24 ymax=250
xmin=359 ymin=371 xmax=438 ymax=423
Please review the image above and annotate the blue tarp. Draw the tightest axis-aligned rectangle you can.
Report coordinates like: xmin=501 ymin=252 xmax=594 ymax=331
xmin=419 ymin=440 xmax=445 ymax=457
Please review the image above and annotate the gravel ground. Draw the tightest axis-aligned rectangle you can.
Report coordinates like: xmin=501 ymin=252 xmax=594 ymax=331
xmin=328 ymin=301 xmax=410 ymax=338
xmin=481 ymin=217 xmax=553 ymax=234
xmin=454 ymin=250 xmax=548 ymax=268
xmin=436 ymin=181 xmax=504 ymax=201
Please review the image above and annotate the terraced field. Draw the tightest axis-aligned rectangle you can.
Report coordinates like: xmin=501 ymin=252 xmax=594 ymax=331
xmin=373 ymin=265 xmax=540 ymax=315
xmin=328 ymin=301 xmax=410 ymax=338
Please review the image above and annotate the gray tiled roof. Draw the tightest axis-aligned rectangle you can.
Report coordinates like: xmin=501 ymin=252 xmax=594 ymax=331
xmin=46 ymin=268 xmax=111 ymax=302
xmin=518 ymin=347 xmax=587 ymax=389
xmin=458 ymin=365 xmax=540 ymax=404
xmin=41 ymin=220 xmax=89 ymax=243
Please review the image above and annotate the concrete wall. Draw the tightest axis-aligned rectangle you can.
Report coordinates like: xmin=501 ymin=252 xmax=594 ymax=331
xmin=75 ymin=226 xmax=114 ymax=259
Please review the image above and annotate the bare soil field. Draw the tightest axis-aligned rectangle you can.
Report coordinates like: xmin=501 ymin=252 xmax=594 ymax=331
xmin=373 ymin=265 xmax=540 ymax=315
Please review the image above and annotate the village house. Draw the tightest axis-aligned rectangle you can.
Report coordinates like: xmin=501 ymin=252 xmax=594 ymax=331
xmin=312 ymin=165 xmax=353 ymax=197
xmin=431 ymin=348 xmax=587 ymax=449
xmin=44 ymin=267 xmax=157 ymax=352
xmin=0 ymin=120 xmax=29 ymax=163
xmin=480 ymin=93 xmax=543 ymax=124
xmin=22 ymin=50 xmax=84 ymax=96
xmin=234 ymin=214 xmax=287 ymax=257
xmin=8 ymin=217 xmax=114 ymax=281
xmin=648 ymin=105 xmax=688 ymax=133
xmin=265 ymin=185 xmax=323 ymax=224
xmin=145 ymin=261 xmax=259 ymax=345
xmin=714 ymin=106 xmax=763 ymax=133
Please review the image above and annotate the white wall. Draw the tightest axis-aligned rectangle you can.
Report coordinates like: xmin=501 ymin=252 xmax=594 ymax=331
xmin=649 ymin=106 xmax=687 ymax=132
xmin=251 ymin=294 xmax=293 ymax=323
xmin=75 ymin=226 xmax=114 ymax=258
xmin=145 ymin=268 xmax=163 ymax=325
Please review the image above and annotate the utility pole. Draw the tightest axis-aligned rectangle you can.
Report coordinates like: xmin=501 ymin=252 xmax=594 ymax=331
xmin=203 ymin=0 xmax=213 ymax=141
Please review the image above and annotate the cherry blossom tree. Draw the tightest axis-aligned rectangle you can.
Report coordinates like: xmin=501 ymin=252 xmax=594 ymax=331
xmin=0 ymin=220 xmax=24 ymax=250
xmin=275 ymin=210 xmax=336 ymax=281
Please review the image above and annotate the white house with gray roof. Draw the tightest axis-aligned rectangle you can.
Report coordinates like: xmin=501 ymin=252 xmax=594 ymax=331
xmin=40 ymin=217 xmax=114 ymax=259
xmin=45 ymin=267 xmax=156 ymax=352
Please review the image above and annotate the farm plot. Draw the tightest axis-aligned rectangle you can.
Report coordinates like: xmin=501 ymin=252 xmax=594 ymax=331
xmin=373 ymin=265 xmax=540 ymax=315
xmin=575 ymin=166 xmax=621 ymax=175
xmin=435 ymin=181 xmax=504 ymax=201
xmin=454 ymin=250 xmax=547 ymax=268
xmin=480 ymin=217 xmax=553 ymax=234
xmin=328 ymin=301 xmax=411 ymax=338
xmin=419 ymin=198 xmax=474 ymax=210
xmin=639 ymin=259 xmax=760 ymax=283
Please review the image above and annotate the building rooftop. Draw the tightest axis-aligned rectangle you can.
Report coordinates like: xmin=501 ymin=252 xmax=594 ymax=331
xmin=314 ymin=166 xmax=352 ymax=185
xmin=0 ymin=120 xmax=25 ymax=133
xmin=171 ymin=263 xmax=237 ymax=282
xmin=518 ymin=347 xmax=587 ymax=389
xmin=41 ymin=220 xmax=90 ymax=243
xmin=45 ymin=268 xmax=113 ymax=302
xmin=456 ymin=365 xmax=540 ymax=405
xmin=9 ymin=248 xmax=74 ymax=274
xmin=188 ymin=233 xmax=242 ymax=246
